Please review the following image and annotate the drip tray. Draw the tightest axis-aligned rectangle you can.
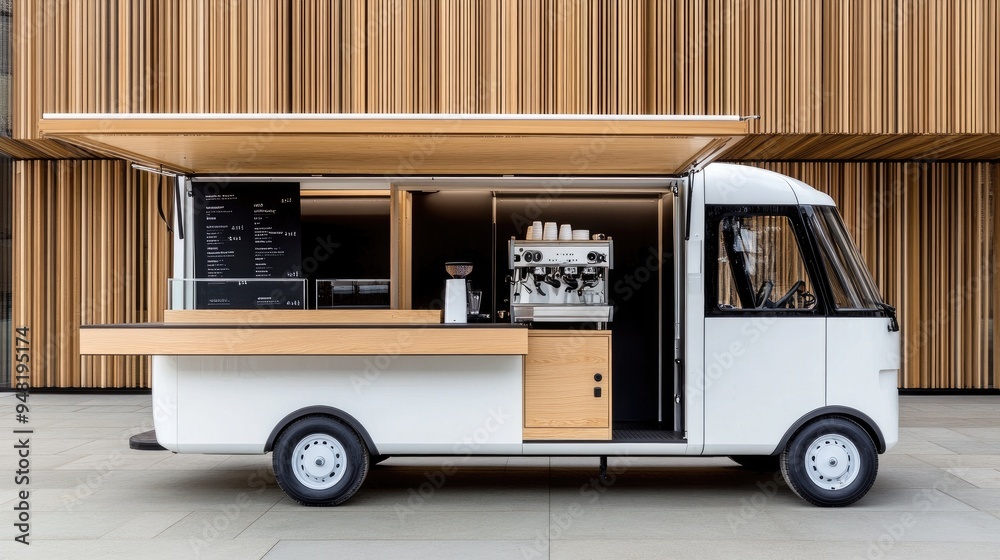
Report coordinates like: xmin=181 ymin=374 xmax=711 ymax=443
xmin=512 ymin=304 xmax=613 ymax=322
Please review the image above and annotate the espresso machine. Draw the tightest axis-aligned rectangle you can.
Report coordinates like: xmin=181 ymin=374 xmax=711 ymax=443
xmin=508 ymin=238 xmax=613 ymax=324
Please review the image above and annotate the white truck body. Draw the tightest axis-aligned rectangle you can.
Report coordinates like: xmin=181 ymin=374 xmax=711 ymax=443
xmin=148 ymin=163 xmax=900 ymax=507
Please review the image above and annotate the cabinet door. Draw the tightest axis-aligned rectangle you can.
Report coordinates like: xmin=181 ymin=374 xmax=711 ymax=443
xmin=525 ymin=335 xmax=609 ymax=428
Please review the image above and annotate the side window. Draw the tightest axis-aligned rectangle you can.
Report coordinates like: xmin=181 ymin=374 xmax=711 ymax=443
xmin=717 ymin=215 xmax=817 ymax=310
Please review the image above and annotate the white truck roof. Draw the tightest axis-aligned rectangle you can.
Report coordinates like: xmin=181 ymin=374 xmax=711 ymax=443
xmin=702 ymin=163 xmax=836 ymax=207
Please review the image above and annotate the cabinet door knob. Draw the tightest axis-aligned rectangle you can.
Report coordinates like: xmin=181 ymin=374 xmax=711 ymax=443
xmin=594 ymin=373 xmax=603 ymax=382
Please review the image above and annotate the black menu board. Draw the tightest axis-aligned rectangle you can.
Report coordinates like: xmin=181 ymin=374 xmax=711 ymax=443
xmin=192 ymin=182 xmax=303 ymax=309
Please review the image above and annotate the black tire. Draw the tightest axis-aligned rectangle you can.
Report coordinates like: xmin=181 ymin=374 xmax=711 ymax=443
xmin=780 ymin=416 xmax=878 ymax=507
xmin=272 ymin=415 xmax=370 ymax=506
xmin=729 ymin=455 xmax=781 ymax=472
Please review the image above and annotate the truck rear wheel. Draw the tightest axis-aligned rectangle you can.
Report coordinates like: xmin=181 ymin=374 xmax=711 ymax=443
xmin=780 ymin=416 xmax=878 ymax=507
xmin=272 ymin=415 xmax=370 ymax=506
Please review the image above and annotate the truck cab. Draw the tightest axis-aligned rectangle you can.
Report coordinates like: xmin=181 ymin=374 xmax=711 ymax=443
xmin=683 ymin=164 xmax=900 ymax=505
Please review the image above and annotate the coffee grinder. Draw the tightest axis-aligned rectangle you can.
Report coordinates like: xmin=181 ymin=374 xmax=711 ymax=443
xmin=444 ymin=262 xmax=473 ymax=323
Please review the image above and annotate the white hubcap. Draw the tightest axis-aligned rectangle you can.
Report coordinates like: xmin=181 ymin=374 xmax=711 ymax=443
xmin=805 ymin=434 xmax=860 ymax=490
xmin=292 ymin=433 xmax=347 ymax=490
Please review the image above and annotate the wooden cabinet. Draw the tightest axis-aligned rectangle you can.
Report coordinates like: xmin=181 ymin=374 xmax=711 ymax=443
xmin=523 ymin=331 xmax=612 ymax=441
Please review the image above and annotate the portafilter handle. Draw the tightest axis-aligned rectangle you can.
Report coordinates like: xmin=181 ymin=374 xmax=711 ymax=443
xmin=530 ymin=271 xmax=546 ymax=296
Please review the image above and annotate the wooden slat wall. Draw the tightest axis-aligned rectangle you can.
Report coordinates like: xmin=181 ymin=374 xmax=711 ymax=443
xmin=6 ymin=0 xmax=1000 ymax=388
xmin=12 ymin=0 xmax=290 ymax=125
xmin=707 ymin=0 xmax=824 ymax=133
xmin=898 ymin=1 xmax=1000 ymax=134
xmin=291 ymin=0 xmax=369 ymax=112
xmin=0 ymin=157 xmax=11 ymax=387
xmin=12 ymin=161 xmax=170 ymax=387
xmin=439 ymin=0 xmax=486 ymax=112
xmin=755 ymin=162 xmax=998 ymax=389
xmin=822 ymin=0 xmax=897 ymax=133
xmin=10 ymin=0 xmax=1000 ymax=134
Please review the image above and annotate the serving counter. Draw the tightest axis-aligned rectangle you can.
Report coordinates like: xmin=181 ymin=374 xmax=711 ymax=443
xmin=79 ymin=310 xmax=612 ymax=452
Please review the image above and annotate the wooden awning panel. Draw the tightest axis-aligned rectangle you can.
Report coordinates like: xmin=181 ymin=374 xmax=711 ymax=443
xmin=38 ymin=113 xmax=748 ymax=176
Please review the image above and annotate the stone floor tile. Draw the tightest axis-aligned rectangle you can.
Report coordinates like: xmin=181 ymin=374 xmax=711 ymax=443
xmin=239 ymin=510 xmax=550 ymax=540
xmin=55 ymin=453 xmax=168 ymax=470
xmin=942 ymin=488 xmax=1000 ymax=511
xmin=550 ymin=539 xmax=1000 ymax=560
xmin=266 ymin=484 xmax=550 ymax=513
xmin=0 ymin=538 xmax=279 ymax=560
xmin=263 ymin=539 xmax=538 ymax=560
xmin=943 ymin=467 xmax=1000 ymax=489
xmin=863 ymin=467 xmax=977 ymax=490
xmin=25 ymin=511 xmax=146 ymax=539
xmin=147 ymin=453 xmax=233 ymax=470
xmin=885 ymin=441 xmax=958 ymax=455
xmin=156 ymin=510 xmax=266 ymax=540
xmin=100 ymin=511 xmax=191 ymax=539
xmin=914 ymin=454 xmax=1000 ymax=469
xmin=878 ymin=454 xmax=935 ymax=467
xmin=765 ymin=510 xmax=1000 ymax=543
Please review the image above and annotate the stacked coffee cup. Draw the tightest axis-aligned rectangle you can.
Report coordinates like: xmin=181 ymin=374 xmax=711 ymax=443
xmin=528 ymin=221 xmax=543 ymax=240
xmin=525 ymin=221 xmax=594 ymax=242
xmin=543 ymin=222 xmax=558 ymax=240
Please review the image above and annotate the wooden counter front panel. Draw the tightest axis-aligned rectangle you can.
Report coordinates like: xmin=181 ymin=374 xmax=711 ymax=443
xmin=79 ymin=326 xmax=527 ymax=356
xmin=524 ymin=332 xmax=611 ymax=440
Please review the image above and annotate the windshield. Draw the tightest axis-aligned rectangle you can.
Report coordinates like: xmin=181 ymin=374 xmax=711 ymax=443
xmin=808 ymin=206 xmax=883 ymax=310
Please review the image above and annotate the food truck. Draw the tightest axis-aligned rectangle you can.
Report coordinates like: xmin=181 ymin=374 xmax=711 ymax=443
xmin=39 ymin=113 xmax=901 ymax=508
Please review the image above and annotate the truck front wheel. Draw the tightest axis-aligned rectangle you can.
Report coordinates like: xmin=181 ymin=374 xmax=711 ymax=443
xmin=272 ymin=415 xmax=370 ymax=506
xmin=780 ymin=416 xmax=878 ymax=507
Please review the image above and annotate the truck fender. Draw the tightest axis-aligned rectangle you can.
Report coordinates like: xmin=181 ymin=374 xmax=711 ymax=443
xmin=264 ymin=405 xmax=380 ymax=457
xmin=770 ymin=406 xmax=886 ymax=456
